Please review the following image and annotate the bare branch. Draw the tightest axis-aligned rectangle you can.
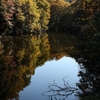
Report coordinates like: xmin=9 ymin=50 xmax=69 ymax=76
xmin=42 ymin=78 xmax=79 ymax=99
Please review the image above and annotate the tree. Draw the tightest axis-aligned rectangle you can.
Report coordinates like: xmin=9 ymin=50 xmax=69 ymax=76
xmin=37 ymin=0 xmax=50 ymax=30
xmin=48 ymin=0 xmax=70 ymax=31
xmin=0 ymin=0 xmax=50 ymax=35
xmin=0 ymin=0 xmax=16 ymax=35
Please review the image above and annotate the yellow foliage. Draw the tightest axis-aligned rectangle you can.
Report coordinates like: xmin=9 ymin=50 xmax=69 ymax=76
xmin=16 ymin=0 xmax=26 ymax=6
xmin=50 ymin=0 xmax=70 ymax=7
xmin=16 ymin=50 xmax=25 ymax=62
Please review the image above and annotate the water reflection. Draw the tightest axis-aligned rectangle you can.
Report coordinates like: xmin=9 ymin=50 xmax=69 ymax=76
xmin=48 ymin=32 xmax=100 ymax=100
xmin=20 ymin=56 xmax=79 ymax=100
xmin=0 ymin=34 xmax=50 ymax=100
xmin=0 ymin=32 xmax=100 ymax=100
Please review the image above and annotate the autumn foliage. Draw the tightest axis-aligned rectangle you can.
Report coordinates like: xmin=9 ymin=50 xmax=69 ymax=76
xmin=0 ymin=0 xmax=50 ymax=35
xmin=48 ymin=0 xmax=100 ymax=34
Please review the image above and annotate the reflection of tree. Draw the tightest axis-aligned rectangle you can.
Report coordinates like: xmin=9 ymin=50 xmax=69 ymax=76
xmin=36 ymin=34 xmax=50 ymax=66
xmin=49 ymin=32 xmax=79 ymax=60
xmin=0 ymin=34 xmax=50 ymax=100
xmin=42 ymin=78 xmax=78 ymax=100
xmin=77 ymin=33 xmax=100 ymax=99
xmin=74 ymin=33 xmax=100 ymax=100
xmin=77 ymin=68 xmax=100 ymax=100
xmin=46 ymin=32 xmax=100 ymax=99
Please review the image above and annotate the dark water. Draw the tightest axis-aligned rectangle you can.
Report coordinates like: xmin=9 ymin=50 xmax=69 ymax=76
xmin=0 ymin=32 xmax=100 ymax=100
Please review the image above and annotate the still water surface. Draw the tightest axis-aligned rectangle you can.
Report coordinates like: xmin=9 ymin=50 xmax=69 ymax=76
xmin=1 ymin=32 xmax=100 ymax=100
xmin=19 ymin=56 xmax=79 ymax=100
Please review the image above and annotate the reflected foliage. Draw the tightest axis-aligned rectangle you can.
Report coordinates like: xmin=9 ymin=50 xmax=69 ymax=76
xmin=0 ymin=30 xmax=100 ymax=100
xmin=48 ymin=32 xmax=79 ymax=60
xmin=47 ymin=32 xmax=100 ymax=100
xmin=0 ymin=34 xmax=50 ymax=100
xmin=74 ymin=33 xmax=100 ymax=100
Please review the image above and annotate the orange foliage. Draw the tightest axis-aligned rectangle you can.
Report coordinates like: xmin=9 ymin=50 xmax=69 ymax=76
xmin=1 ymin=0 xmax=16 ymax=27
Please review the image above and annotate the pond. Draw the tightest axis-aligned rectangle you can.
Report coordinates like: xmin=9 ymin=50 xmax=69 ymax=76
xmin=0 ymin=32 xmax=100 ymax=100
xmin=19 ymin=56 xmax=79 ymax=100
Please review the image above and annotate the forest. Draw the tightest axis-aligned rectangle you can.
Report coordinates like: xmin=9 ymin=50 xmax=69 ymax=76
xmin=0 ymin=0 xmax=100 ymax=35
xmin=0 ymin=0 xmax=50 ymax=35
xmin=48 ymin=0 xmax=100 ymax=34
xmin=0 ymin=0 xmax=100 ymax=100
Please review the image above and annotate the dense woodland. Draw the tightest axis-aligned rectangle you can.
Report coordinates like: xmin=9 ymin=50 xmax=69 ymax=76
xmin=0 ymin=0 xmax=50 ymax=35
xmin=0 ymin=0 xmax=100 ymax=35
xmin=0 ymin=0 xmax=100 ymax=100
xmin=48 ymin=0 xmax=100 ymax=34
